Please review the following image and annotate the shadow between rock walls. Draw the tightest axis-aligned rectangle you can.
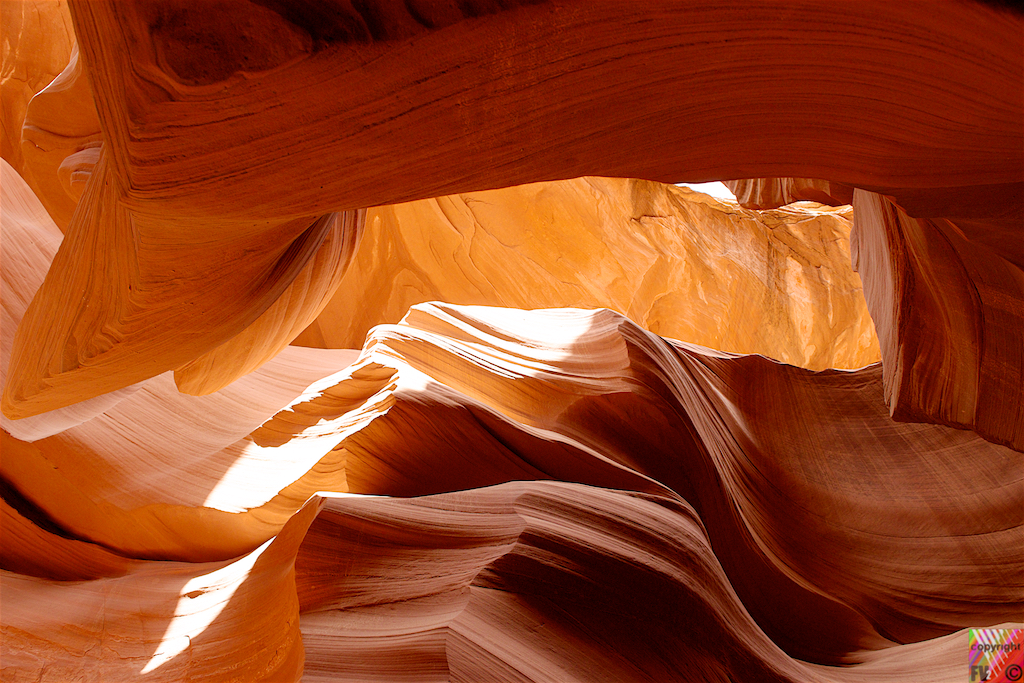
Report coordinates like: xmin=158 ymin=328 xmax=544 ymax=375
xmin=337 ymin=307 xmax=892 ymax=664
xmin=550 ymin=321 xmax=893 ymax=665
xmin=131 ymin=498 xmax=321 ymax=681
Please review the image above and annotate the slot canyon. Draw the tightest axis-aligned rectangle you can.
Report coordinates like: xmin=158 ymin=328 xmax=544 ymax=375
xmin=1 ymin=1 xmax=1021 ymax=681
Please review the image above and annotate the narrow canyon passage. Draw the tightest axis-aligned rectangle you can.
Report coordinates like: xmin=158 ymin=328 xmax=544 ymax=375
xmin=1 ymin=2 xmax=1021 ymax=682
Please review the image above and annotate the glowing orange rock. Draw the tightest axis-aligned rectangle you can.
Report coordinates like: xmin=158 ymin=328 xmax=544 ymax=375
xmin=0 ymin=0 xmax=74 ymax=176
xmin=297 ymin=179 xmax=880 ymax=372
xmin=1 ymin=3 xmax=1022 ymax=682
xmin=4 ymin=0 xmax=1020 ymax=418
xmin=1 ymin=498 xmax=319 ymax=682
xmin=725 ymin=178 xmax=853 ymax=210
xmin=19 ymin=43 xmax=102 ymax=231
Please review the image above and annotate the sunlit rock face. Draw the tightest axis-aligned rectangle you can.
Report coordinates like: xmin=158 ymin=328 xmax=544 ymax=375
xmin=725 ymin=178 xmax=854 ymax=211
xmin=0 ymin=0 xmax=75 ymax=186
xmin=1 ymin=2 xmax=1021 ymax=682
xmin=296 ymin=178 xmax=880 ymax=372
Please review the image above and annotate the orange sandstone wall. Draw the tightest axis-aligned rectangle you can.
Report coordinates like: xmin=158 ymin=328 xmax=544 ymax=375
xmin=296 ymin=178 xmax=880 ymax=371
xmin=1 ymin=2 xmax=1021 ymax=682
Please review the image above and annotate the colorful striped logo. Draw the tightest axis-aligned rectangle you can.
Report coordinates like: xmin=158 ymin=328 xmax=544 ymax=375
xmin=969 ymin=629 xmax=1023 ymax=682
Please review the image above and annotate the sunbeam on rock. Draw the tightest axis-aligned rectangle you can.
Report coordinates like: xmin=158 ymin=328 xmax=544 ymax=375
xmin=1 ymin=1 xmax=1021 ymax=682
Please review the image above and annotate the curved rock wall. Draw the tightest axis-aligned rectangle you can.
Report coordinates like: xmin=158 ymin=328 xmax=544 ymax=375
xmin=1 ymin=2 xmax=1021 ymax=682
xmin=296 ymin=178 xmax=879 ymax=371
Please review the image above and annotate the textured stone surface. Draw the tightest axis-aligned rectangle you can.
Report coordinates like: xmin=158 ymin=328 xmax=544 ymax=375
xmin=2 ymin=499 xmax=317 ymax=682
xmin=1 ymin=2 xmax=1022 ymax=682
xmin=5 ymin=0 xmax=1022 ymax=416
xmin=297 ymin=178 xmax=879 ymax=371
xmin=19 ymin=41 xmax=102 ymax=232
xmin=726 ymin=178 xmax=854 ymax=210
xmin=0 ymin=0 xmax=74 ymax=179
xmin=852 ymin=189 xmax=1024 ymax=451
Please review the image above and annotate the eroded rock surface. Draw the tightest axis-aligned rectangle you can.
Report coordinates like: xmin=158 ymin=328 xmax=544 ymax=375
xmin=2 ymin=2 xmax=1022 ymax=682
xmin=5 ymin=0 xmax=1022 ymax=416
xmin=296 ymin=178 xmax=879 ymax=371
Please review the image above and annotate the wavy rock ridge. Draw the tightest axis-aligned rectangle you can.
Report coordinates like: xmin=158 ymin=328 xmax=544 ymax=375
xmin=2 ymin=1 xmax=1022 ymax=682
xmin=296 ymin=178 xmax=879 ymax=372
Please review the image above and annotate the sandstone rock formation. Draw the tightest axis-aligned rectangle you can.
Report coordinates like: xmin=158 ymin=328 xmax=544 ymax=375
xmin=3 ymin=498 xmax=317 ymax=682
xmin=295 ymin=179 xmax=879 ymax=371
xmin=0 ymin=0 xmax=75 ymax=182
xmin=19 ymin=41 xmax=102 ymax=232
xmin=851 ymin=189 xmax=1024 ymax=452
xmin=5 ymin=0 xmax=1022 ymax=418
xmin=725 ymin=179 xmax=854 ymax=211
xmin=2 ymin=2 xmax=1022 ymax=682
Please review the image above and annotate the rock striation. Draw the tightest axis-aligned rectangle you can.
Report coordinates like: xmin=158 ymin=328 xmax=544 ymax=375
xmin=5 ymin=0 xmax=1023 ymax=417
xmin=1 ymin=2 xmax=1022 ymax=682
xmin=851 ymin=189 xmax=1024 ymax=452
xmin=296 ymin=178 xmax=879 ymax=371
xmin=0 ymin=0 xmax=75 ymax=184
